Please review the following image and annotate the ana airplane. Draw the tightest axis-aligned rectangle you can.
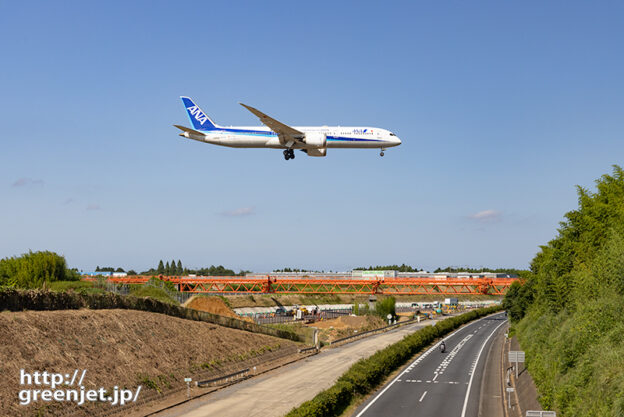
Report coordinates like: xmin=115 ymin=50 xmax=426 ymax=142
xmin=174 ymin=97 xmax=401 ymax=160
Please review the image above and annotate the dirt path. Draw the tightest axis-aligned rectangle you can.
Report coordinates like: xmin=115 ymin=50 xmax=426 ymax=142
xmin=153 ymin=318 xmax=445 ymax=417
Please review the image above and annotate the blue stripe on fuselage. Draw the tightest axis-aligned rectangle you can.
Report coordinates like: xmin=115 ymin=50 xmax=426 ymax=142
xmin=201 ymin=128 xmax=385 ymax=142
xmin=326 ymin=136 xmax=384 ymax=142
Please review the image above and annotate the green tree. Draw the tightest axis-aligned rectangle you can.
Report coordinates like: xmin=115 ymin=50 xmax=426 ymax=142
xmin=0 ymin=251 xmax=78 ymax=288
xmin=157 ymin=260 xmax=164 ymax=274
xmin=170 ymin=259 xmax=176 ymax=275
xmin=374 ymin=297 xmax=396 ymax=320
xmin=176 ymin=260 xmax=183 ymax=275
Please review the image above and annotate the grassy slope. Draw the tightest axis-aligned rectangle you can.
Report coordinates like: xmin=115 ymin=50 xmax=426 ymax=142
xmin=514 ymin=295 xmax=624 ymax=416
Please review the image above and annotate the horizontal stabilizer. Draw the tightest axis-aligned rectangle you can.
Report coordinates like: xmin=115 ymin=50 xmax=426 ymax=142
xmin=173 ymin=124 xmax=206 ymax=142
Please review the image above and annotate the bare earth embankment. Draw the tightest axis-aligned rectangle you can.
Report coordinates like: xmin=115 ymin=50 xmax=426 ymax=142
xmin=0 ymin=308 xmax=298 ymax=416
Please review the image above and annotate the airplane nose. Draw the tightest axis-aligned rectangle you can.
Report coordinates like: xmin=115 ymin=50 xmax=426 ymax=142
xmin=392 ymin=136 xmax=402 ymax=146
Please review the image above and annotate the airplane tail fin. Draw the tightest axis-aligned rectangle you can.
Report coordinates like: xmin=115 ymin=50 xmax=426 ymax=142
xmin=180 ymin=96 xmax=219 ymax=131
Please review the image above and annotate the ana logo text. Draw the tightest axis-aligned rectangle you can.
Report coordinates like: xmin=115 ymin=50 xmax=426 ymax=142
xmin=187 ymin=106 xmax=209 ymax=125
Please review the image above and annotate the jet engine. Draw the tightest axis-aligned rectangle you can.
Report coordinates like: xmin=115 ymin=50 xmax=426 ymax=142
xmin=305 ymin=148 xmax=327 ymax=157
xmin=304 ymin=132 xmax=327 ymax=149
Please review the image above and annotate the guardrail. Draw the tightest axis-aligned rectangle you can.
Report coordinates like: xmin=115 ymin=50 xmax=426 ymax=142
xmin=197 ymin=368 xmax=250 ymax=387
xmin=298 ymin=346 xmax=319 ymax=354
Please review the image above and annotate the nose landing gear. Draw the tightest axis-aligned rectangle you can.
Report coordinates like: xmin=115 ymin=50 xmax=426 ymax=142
xmin=283 ymin=149 xmax=295 ymax=160
xmin=380 ymin=148 xmax=385 ymax=157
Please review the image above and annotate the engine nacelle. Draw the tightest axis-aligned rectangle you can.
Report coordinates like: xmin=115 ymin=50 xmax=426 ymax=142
xmin=305 ymin=148 xmax=327 ymax=157
xmin=304 ymin=132 xmax=327 ymax=149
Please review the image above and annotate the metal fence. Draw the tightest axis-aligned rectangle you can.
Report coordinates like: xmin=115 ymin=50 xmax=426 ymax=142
xmin=252 ymin=308 xmax=352 ymax=324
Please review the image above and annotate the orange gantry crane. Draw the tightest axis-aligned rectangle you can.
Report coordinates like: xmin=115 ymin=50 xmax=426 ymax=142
xmin=85 ymin=275 xmax=517 ymax=295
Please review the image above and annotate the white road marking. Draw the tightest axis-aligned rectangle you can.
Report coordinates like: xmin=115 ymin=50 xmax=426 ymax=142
xmin=354 ymin=315 xmax=496 ymax=417
xmin=459 ymin=317 xmax=507 ymax=417
xmin=432 ymin=373 xmax=438 ymax=381
xmin=419 ymin=391 xmax=427 ymax=402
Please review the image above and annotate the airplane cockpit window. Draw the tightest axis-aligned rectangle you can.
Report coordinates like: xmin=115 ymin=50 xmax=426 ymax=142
xmin=390 ymin=133 xmax=396 ymax=136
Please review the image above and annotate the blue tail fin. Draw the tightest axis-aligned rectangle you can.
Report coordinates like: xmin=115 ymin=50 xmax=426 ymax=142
xmin=180 ymin=96 xmax=219 ymax=131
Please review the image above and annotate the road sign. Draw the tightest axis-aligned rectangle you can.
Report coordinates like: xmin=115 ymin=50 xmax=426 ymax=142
xmin=509 ymin=351 xmax=525 ymax=362
xmin=526 ymin=412 xmax=556 ymax=417
xmin=509 ymin=350 xmax=525 ymax=378
xmin=506 ymin=386 xmax=515 ymax=408
xmin=184 ymin=377 xmax=192 ymax=382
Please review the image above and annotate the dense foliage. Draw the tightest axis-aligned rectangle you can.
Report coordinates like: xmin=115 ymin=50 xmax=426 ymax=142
xmin=0 ymin=251 xmax=79 ymax=288
xmin=374 ymin=296 xmax=396 ymax=320
xmin=503 ymin=165 xmax=624 ymax=416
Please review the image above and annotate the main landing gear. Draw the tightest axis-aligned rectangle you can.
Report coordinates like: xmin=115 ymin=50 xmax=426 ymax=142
xmin=380 ymin=148 xmax=385 ymax=157
xmin=283 ymin=149 xmax=295 ymax=160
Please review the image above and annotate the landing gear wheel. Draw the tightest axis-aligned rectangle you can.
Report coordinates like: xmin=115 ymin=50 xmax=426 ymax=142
xmin=283 ymin=150 xmax=290 ymax=160
xmin=380 ymin=150 xmax=385 ymax=157
xmin=289 ymin=149 xmax=295 ymax=159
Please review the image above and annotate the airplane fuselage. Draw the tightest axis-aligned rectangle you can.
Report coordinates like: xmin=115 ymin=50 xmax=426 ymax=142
xmin=192 ymin=126 xmax=401 ymax=149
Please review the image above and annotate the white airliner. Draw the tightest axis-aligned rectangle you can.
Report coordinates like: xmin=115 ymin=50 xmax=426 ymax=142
xmin=174 ymin=97 xmax=401 ymax=160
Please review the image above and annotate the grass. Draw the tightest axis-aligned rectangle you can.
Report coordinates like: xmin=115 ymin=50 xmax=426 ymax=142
xmin=515 ymin=294 xmax=624 ymax=416
xmin=266 ymin=322 xmax=316 ymax=345
xmin=47 ymin=280 xmax=107 ymax=295
xmin=129 ymin=285 xmax=179 ymax=305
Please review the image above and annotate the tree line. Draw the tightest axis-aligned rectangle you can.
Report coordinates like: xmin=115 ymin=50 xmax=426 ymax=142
xmin=139 ymin=260 xmax=247 ymax=276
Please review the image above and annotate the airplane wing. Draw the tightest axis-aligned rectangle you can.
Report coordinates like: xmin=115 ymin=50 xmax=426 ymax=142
xmin=239 ymin=103 xmax=304 ymax=146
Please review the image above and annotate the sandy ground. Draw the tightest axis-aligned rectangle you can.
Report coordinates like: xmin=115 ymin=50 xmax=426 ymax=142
xmin=183 ymin=296 xmax=251 ymax=321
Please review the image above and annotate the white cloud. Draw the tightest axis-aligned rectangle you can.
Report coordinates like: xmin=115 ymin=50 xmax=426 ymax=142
xmin=467 ymin=209 xmax=502 ymax=222
xmin=221 ymin=206 xmax=255 ymax=217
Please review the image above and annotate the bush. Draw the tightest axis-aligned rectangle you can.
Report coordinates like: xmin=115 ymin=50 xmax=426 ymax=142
xmin=374 ymin=296 xmax=396 ymax=320
xmin=0 ymin=251 xmax=77 ymax=288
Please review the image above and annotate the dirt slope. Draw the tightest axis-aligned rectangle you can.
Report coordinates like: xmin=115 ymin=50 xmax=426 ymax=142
xmin=183 ymin=296 xmax=240 ymax=319
xmin=0 ymin=308 xmax=297 ymax=416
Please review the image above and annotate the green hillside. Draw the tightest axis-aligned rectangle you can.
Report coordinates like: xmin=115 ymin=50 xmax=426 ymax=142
xmin=503 ymin=165 xmax=624 ymax=416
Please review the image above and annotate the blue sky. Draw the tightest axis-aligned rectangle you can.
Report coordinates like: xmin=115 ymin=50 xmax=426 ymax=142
xmin=1 ymin=1 xmax=623 ymax=272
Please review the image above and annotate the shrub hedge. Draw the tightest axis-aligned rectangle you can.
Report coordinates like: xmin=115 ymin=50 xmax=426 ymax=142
xmin=286 ymin=305 xmax=503 ymax=417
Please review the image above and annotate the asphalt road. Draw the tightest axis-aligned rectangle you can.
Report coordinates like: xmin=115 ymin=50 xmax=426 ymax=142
xmin=353 ymin=312 xmax=507 ymax=417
